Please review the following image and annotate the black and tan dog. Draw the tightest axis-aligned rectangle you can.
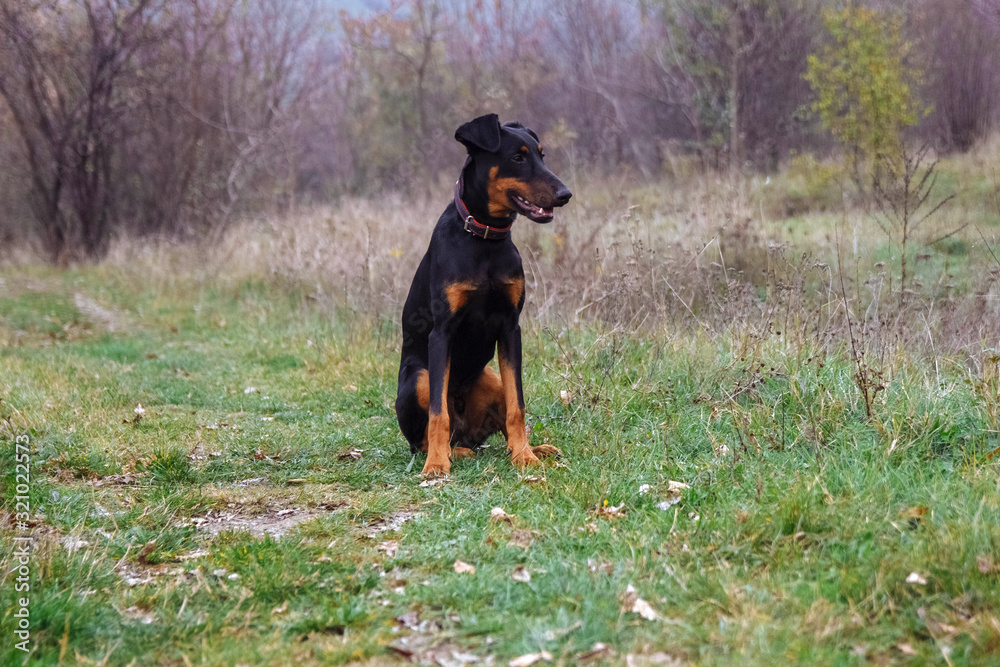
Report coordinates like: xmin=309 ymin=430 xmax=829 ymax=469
xmin=395 ymin=114 xmax=572 ymax=476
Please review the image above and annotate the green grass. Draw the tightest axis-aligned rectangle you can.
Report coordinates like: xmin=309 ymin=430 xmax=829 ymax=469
xmin=2 ymin=258 xmax=1000 ymax=666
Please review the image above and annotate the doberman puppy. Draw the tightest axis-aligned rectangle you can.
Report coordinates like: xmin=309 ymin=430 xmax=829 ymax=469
xmin=395 ymin=114 xmax=572 ymax=476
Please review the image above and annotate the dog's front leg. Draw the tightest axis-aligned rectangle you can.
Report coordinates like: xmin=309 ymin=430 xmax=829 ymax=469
xmin=497 ymin=320 xmax=539 ymax=467
xmin=422 ymin=328 xmax=452 ymax=476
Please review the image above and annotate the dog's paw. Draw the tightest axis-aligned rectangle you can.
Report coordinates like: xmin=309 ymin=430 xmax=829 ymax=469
xmin=530 ymin=444 xmax=562 ymax=459
xmin=510 ymin=451 xmax=541 ymax=468
xmin=451 ymin=446 xmax=476 ymax=460
xmin=421 ymin=458 xmax=451 ymax=477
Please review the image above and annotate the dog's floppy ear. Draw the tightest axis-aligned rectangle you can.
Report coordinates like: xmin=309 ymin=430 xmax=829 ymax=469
xmin=455 ymin=114 xmax=502 ymax=153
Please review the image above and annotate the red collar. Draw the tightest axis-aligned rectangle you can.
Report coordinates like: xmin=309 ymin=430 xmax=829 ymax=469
xmin=454 ymin=174 xmax=512 ymax=240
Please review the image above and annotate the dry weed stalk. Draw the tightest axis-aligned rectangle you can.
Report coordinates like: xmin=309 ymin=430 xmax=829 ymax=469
xmin=871 ymin=144 xmax=955 ymax=309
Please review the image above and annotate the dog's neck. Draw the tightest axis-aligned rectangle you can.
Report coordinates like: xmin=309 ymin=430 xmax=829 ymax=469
xmin=456 ymin=162 xmax=516 ymax=240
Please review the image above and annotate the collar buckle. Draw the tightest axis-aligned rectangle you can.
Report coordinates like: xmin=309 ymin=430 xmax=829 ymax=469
xmin=456 ymin=173 xmax=508 ymax=240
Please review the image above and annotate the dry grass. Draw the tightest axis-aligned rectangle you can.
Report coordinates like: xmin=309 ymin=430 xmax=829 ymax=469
xmin=9 ymin=139 xmax=1000 ymax=376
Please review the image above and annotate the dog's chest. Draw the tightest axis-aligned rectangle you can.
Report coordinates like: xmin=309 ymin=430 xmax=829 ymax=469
xmin=445 ymin=275 xmax=523 ymax=316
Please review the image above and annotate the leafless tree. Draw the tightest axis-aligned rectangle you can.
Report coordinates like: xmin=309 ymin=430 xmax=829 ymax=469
xmin=651 ymin=0 xmax=818 ymax=171
xmin=0 ymin=0 xmax=169 ymax=262
xmin=0 ymin=0 xmax=328 ymax=259
xmin=915 ymin=0 xmax=1000 ymax=151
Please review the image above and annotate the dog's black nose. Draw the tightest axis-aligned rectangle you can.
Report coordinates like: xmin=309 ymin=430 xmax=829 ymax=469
xmin=554 ymin=187 xmax=573 ymax=207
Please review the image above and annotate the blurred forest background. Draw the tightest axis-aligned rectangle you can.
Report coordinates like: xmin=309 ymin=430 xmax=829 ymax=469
xmin=1 ymin=0 xmax=998 ymax=264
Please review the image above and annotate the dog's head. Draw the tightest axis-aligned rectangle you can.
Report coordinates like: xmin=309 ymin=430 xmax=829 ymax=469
xmin=455 ymin=114 xmax=572 ymax=223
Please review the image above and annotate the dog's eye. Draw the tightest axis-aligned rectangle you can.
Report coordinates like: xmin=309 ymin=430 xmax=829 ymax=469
xmin=512 ymin=154 xmax=525 ymax=163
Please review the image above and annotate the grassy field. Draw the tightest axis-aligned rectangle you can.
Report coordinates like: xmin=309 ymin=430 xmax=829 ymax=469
xmin=3 ymin=149 xmax=1000 ymax=665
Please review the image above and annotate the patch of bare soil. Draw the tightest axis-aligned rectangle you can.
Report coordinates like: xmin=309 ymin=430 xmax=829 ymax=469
xmin=187 ymin=507 xmax=328 ymax=538
xmin=0 ymin=276 xmax=58 ymax=300
xmin=365 ymin=511 xmax=420 ymax=538
xmin=74 ymin=292 xmax=129 ymax=333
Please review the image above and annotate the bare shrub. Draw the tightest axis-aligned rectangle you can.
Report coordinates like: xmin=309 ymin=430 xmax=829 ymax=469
xmin=915 ymin=0 xmax=1000 ymax=152
xmin=0 ymin=0 xmax=329 ymax=262
xmin=0 ymin=0 xmax=170 ymax=262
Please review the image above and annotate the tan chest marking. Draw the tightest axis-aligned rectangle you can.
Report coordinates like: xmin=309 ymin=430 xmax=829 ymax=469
xmin=504 ymin=277 xmax=524 ymax=307
xmin=445 ymin=281 xmax=478 ymax=313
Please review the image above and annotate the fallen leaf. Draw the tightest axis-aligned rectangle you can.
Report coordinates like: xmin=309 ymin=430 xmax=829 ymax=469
xmin=450 ymin=650 xmax=481 ymax=664
xmin=927 ymin=619 xmax=960 ymax=637
xmin=377 ymin=540 xmax=399 ymax=558
xmin=419 ymin=477 xmax=449 ymax=488
xmin=978 ymin=555 xmax=997 ymax=574
xmin=490 ymin=507 xmax=514 ymax=524
xmin=588 ymin=558 xmax=613 ymax=575
xmin=906 ymin=571 xmax=927 ymax=585
xmin=338 ymin=448 xmax=364 ymax=461
xmin=509 ymin=651 xmax=552 ymax=667
xmin=387 ymin=639 xmax=419 ymax=660
xmin=120 ymin=606 xmax=155 ymax=625
xmin=638 ymin=484 xmax=651 ymax=495
xmin=137 ymin=540 xmax=157 ymax=565
xmin=271 ymin=601 xmax=288 ymax=615
xmin=511 ymin=565 xmax=531 ymax=583
xmin=622 ymin=584 xmax=660 ymax=621
xmin=594 ymin=502 xmax=626 ymax=519
xmin=901 ymin=505 xmax=928 ymax=529
xmin=61 ymin=537 xmax=88 ymax=553
xmin=508 ymin=530 xmax=534 ymax=549
xmin=454 ymin=560 xmax=476 ymax=574
xmin=897 ymin=643 xmax=917 ymax=656
xmin=396 ymin=611 xmax=420 ymax=628
xmin=559 ymin=390 xmax=573 ymax=405
xmin=624 ymin=652 xmax=681 ymax=666
xmin=543 ymin=621 xmax=581 ymax=642
xmin=629 ymin=596 xmax=660 ymax=621
xmin=123 ymin=403 xmax=145 ymax=425
xmin=656 ymin=498 xmax=681 ymax=510
xmin=667 ymin=480 xmax=690 ymax=492
xmin=901 ymin=505 xmax=928 ymax=519
xmin=577 ymin=642 xmax=616 ymax=662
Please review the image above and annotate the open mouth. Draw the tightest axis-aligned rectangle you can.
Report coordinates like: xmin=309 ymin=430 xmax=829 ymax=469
xmin=510 ymin=192 xmax=554 ymax=223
